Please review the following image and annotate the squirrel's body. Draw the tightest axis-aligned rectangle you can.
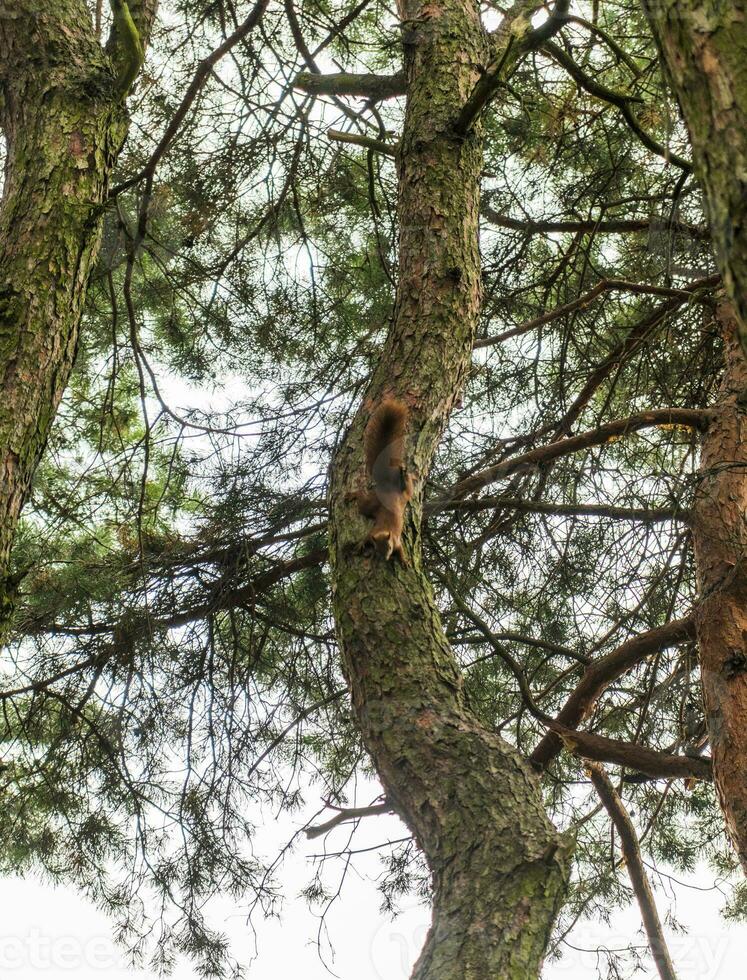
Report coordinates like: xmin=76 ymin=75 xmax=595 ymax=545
xmin=354 ymin=399 xmax=414 ymax=562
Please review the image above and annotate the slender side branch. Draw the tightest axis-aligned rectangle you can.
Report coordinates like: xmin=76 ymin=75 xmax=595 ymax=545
xmin=543 ymin=39 xmax=691 ymax=171
xmin=305 ymin=802 xmax=392 ymax=839
xmin=480 ymin=205 xmax=709 ymax=241
xmin=110 ymin=0 xmax=269 ymax=196
xmin=444 ymin=408 xmax=710 ymax=501
xmin=327 ymin=128 xmax=398 ymax=157
xmin=439 ymin=495 xmax=688 ymax=523
xmin=588 ymin=764 xmax=679 ymax=980
xmin=475 ymin=272 xmax=717 ymax=349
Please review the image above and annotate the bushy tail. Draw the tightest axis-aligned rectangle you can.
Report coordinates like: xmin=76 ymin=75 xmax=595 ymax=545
xmin=364 ymin=399 xmax=409 ymax=476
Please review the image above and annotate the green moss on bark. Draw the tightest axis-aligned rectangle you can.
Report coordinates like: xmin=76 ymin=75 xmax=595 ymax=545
xmin=329 ymin=0 xmax=571 ymax=976
xmin=0 ymin=0 xmax=145 ymax=638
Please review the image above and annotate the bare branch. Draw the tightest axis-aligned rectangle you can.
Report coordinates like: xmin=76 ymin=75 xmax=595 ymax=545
xmin=305 ymin=802 xmax=392 ymax=839
xmin=588 ymin=764 xmax=679 ymax=980
xmin=480 ymin=205 xmax=709 ymax=240
xmin=110 ymin=0 xmax=270 ymax=196
xmin=327 ymin=128 xmax=398 ymax=157
xmin=438 ymin=495 xmax=688 ymax=523
xmin=443 ymin=409 xmax=709 ymax=502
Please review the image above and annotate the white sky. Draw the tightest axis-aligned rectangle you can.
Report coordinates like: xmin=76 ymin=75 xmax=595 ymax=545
xmin=1 ymin=794 xmax=745 ymax=980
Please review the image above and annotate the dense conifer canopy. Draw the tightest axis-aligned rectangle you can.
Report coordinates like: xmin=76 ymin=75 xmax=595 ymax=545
xmin=2 ymin=0 xmax=742 ymax=975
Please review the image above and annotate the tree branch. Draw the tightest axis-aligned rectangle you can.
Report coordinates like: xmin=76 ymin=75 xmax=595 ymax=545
xmin=530 ymin=617 xmax=696 ymax=770
xmin=543 ymin=39 xmax=691 ymax=172
xmin=442 ymin=409 xmax=710 ymax=502
xmin=588 ymin=764 xmax=679 ymax=980
xmin=110 ymin=0 xmax=269 ymax=196
xmin=327 ymin=128 xmax=398 ymax=157
xmin=480 ymin=205 xmax=709 ymax=241
xmin=558 ymin=727 xmax=711 ymax=782
xmin=305 ymin=802 xmax=392 ymax=838
xmin=439 ymin=495 xmax=689 ymax=524
xmin=294 ymin=70 xmax=405 ymax=101
xmin=453 ymin=0 xmax=571 ymax=136
xmin=108 ymin=0 xmax=145 ymax=97
xmin=474 ymin=273 xmax=719 ymax=349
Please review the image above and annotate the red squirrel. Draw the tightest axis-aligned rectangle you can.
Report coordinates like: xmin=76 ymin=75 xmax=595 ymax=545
xmin=354 ymin=399 xmax=414 ymax=563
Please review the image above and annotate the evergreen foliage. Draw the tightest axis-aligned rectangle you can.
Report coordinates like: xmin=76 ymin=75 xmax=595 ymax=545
xmin=2 ymin=0 xmax=742 ymax=975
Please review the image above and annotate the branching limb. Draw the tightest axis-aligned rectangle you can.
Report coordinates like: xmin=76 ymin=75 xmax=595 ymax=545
xmin=475 ymin=273 xmax=719 ymax=349
xmin=110 ymin=0 xmax=269 ymax=196
xmin=559 ymin=727 xmax=711 ymax=782
xmin=453 ymin=0 xmax=570 ymax=135
xmin=448 ymin=591 xmax=558 ymax=720
xmin=563 ymin=13 xmax=642 ymax=77
xmin=530 ymin=617 xmax=696 ymax=770
xmin=543 ymin=39 xmax=691 ymax=171
xmin=588 ymin=764 xmax=679 ymax=980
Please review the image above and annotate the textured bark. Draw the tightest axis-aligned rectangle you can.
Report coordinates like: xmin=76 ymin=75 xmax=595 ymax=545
xmin=328 ymin=2 xmax=571 ymax=977
xmin=692 ymin=301 xmax=747 ymax=873
xmin=641 ymin=2 xmax=747 ymax=350
xmin=0 ymin=1 xmax=155 ymax=631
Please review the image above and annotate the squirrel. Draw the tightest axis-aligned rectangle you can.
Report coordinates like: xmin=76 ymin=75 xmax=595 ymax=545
xmin=353 ymin=398 xmax=415 ymax=563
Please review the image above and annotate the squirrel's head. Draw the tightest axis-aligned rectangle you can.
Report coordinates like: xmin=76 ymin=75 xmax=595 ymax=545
xmin=369 ymin=529 xmax=394 ymax=560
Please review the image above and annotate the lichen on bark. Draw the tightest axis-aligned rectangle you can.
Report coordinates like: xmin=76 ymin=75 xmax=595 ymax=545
xmin=0 ymin=0 xmax=155 ymax=640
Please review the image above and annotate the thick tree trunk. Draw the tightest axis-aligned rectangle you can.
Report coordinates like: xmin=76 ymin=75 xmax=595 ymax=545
xmin=641 ymin=3 xmax=747 ymax=348
xmin=328 ymin=1 xmax=571 ymax=977
xmin=0 ymin=1 xmax=154 ymax=632
xmin=692 ymin=301 xmax=747 ymax=873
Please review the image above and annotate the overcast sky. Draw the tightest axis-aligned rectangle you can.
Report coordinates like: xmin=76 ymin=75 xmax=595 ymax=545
xmin=1 ymin=794 xmax=745 ymax=980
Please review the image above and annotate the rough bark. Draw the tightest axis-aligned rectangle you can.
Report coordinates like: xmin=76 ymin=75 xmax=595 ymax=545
xmin=328 ymin=2 xmax=571 ymax=977
xmin=641 ymin=2 xmax=747 ymax=350
xmin=692 ymin=301 xmax=747 ymax=873
xmin=0 ymin=1 xmax=155 ymax=632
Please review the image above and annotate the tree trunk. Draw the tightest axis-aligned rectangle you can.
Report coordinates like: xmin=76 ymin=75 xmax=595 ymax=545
xmin=692 ymin=300 xmax=747 ymax=873
xmin=641 ymin=2 xmax=747 ymax=349
xmin=0 ymin=0 xmax=154 ymax=633
xmin=328 ymin=1 xmax=571 ymax=976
